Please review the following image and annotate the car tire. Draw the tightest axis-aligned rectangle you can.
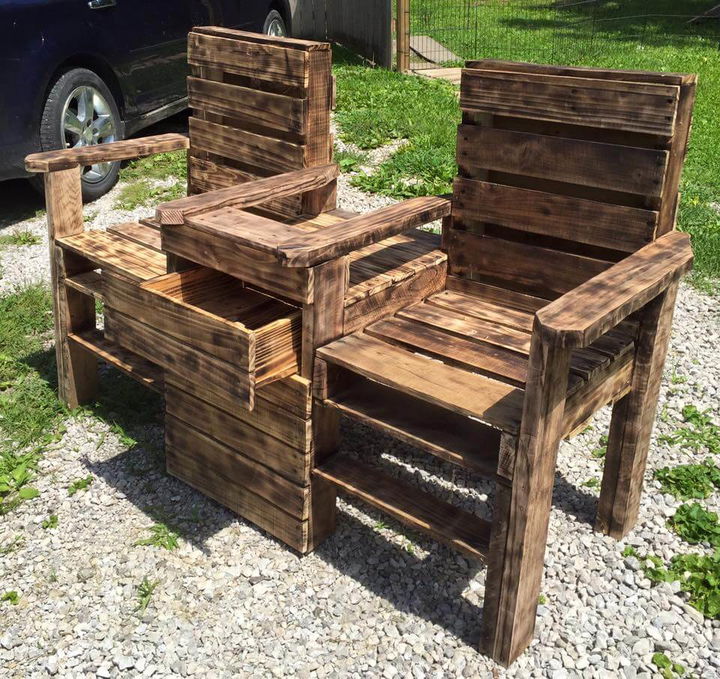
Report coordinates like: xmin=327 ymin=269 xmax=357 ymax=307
xmin=37 ymin=68 xmax=123 ymax=203
xmin=263 ymin=9 xmax=287 ymax=37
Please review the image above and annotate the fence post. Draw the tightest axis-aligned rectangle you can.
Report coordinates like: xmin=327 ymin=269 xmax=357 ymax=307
xmin=397 ymin=0 xmax=410 ymax=72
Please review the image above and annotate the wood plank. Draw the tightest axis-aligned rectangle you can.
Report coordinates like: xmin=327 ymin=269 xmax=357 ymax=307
xmin=44 ymin=167 xmax=97 ymax=408
xmin=188 ymin=76 xmax=307 ymax=137
xmin=166 ymin=373 xmax=311 ymax=453
xmin=277 ymin=196 xmax=452 ymax=267
xmin=426 ymin=289 xmax=535 ymax=332
xmin=57 ymin=230 xmax=166 ymax=282
xmin=317 ymin=333 xmax=524 ymax=433
xmin=536 ymin=231 xmax=693 ymax=348
xmin=166 ymin=445 xmax=311 ymax=553
xmin=452 ymin=178 xmax=657 ymax=253
xmin=26 ymin=133 xmax=188 ymax=172
xmin=192 ymin=26 xmax=329 ymax=52
xmin=189 ymin=117 xmax=304 ymax=176
xmin=188 ymin=32 xmax=309 ymax=92
xmin=460 ymin=68 xmax=678 ymax=137
xmin=161 ymin=222 xmax=311 ymax=303
xmin=166 ymin=421 xmax=308 ymax=519
xmin=104 ymin=309 xmax=254 ymax=409
xmin=158 ymin=164 xmax=337 ymax=225
xmin=107 ymin=222 xmax=163 ymax=252
xmin=65 ymin=271 xmax=102 ymax=299
xmin=445 ymin=276 xmax=549 ymax=314
xmin=69 ymin=329 xmax=163 ymax=393
xmin=457 ymin=125 xmax=668 ymax=198
xmin=166 ymin=387 xmax=309 ymax=483
xmin=323 ymin=373 xmax=502 ymax=477
xmin=368 ymin=315 xmax=528 ymax=386
xmin=447 ymin=230 xmax=610 ymax=299
xmin=343 ymin=262 xmax=447 ymax=334
xmin=314 ymin=456 xmax=491 ymax=561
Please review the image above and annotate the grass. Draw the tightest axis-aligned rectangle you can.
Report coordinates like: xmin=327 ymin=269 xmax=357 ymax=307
xmin=115 ymin=151 xmax=186 ymax=210
xmin=0 ymin=231 xmax=40 ymax=247
xmin=658 ymin=405 xmax=720 ymax=454
xmin=333 ymin=1 xmax=720 ymax=288
xmin=135 ymin=522 xmax=179 ymax=551
xmin=1 ymin=591 xmax=19 ymax=605
xmin=67 ymin=475 xmax=93 ymax=496
xmin=136 ymin=577 xmax=159 ymax=613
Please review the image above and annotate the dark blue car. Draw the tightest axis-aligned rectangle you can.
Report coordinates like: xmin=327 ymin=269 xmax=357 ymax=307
xmin=0 ymin=0 xmax=293 ymax=200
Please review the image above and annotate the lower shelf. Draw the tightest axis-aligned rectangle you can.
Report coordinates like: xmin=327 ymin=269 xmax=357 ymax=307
xmin=314 ymin=455 xmax=491 ymax=561
xmin=68 ymin=329 xmax=164 ymax=393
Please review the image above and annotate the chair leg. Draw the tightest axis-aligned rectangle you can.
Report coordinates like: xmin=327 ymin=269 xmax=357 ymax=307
xmin=596 ymin=281 xmax=680 ymax=539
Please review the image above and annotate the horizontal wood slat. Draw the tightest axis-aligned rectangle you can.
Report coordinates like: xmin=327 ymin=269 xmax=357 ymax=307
xmin=460 ymin=68 xmax=679 ymax=136
xmin=190 ymin=118 xmax=304 ymax=176
xmin=107 ymin=222 xmax=163 ymax=252
xmin=188 ymin=32 xmax=309 ymax=91
xmin=188 ymin=77 xmax=307 ymax=137
xmin=452 ymin=178 xmax=657 ymax=253
xmin=457 ymin=125 xmax=668 ymax=197
xmin=314 ymin=456 xmax=491 ymax=561
xmin=447 ymin=230 xmax=610 ymax=299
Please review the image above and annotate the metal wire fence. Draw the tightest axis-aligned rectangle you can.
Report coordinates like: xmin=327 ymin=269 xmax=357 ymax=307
xmin=405 ymin=0 xmax=720 ymax=69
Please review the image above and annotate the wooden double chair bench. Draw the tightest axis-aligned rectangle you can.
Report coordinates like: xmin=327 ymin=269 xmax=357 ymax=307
xmin=26 ymin=28 xmax=696 ymax=666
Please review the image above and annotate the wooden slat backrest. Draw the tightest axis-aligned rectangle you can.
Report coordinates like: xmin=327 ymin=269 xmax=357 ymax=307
xmin=187 ymin=27 xmax=334 ymax=217
xmin=448 ymin=60 xmax=696 ymax=300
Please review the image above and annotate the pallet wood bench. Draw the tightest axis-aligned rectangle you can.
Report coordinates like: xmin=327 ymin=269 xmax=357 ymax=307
xmin=25 ymin=36 xmax=697 ymax=666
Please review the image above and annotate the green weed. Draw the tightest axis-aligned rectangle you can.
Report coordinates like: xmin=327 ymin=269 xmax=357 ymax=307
xmin=135 ymin=522 xmax=179 ymax=551
xmin=655 ymin=460 xmax=720 ymax=500
xmin=652 ymin=652 xmax=686 ymax=678
xmin=669 ymin=502 xmax=720 ymax=547
xmin=659 ymin=405 xmax=720 ymax=455
xmin=136 ymin=577 xmax=159 ymax=612
xmin=115 ymin=151 xmax=187 ymax=210
xmin=537 ymin=594 xmax=547 ymax=605
xmin=0 ymin=231 xmax=40 ymax=247
xmin=335 ymin=148 xmax=369 ymax=173
xmin=42 ymin=514 xmax=58 ymax=530
xmin=67 ymin=475 xmax=93 ymax=496
xmin=0 ymin=534 xmax=24 ymax=555
xmin=1 ymin=591 xmax=19 ymax=605
xmin=583 ymin=478 xmax=600 ymax=489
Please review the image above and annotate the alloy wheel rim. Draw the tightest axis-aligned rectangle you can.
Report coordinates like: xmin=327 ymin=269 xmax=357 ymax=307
xmin=61 ymin=85 xmax=116 ymax=184
xmin=267 ymin=18 xmax=286 ymax=36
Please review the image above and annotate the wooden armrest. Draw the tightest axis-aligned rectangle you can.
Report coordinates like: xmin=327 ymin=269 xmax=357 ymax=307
xmin=156 ymin=164 xmax=338 ymax=225
xmin=537 ymin=231 xmax=693 ymax=348
xmin=276 ymin=195 xmax=452 ymax=267
xmin=25 ymin=133 xmax=189 ymax=173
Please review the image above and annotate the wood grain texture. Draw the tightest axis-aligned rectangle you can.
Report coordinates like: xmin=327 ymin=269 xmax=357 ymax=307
xmin=452 ymin=178 xmax=657 ymax=253
xmin=277 ymin=196 xmax=452 ymax=267
xmin=596 ymin=281 xmax=680 ymax=538
xmin=460 ymin=68 xmax=679 ymax=136
xmin=26 ymin=134 xmax=188 ymax=172
xmin=314 ymin=455 xmax=492 ymax=561
xmin=457 ymin=125 xmax=668 ymax=197
xmin=536 ymin=232 xmax=692 ymax=348
xmin=107 ymin=222 xmax=163 ymax=252
xmin=157 ymin=165 xmax=337 ymax=225
xmin=64 ymin=271 xmax=102 ymax=299
xmin=316 ymin=332 xmax=525 ymax=433
xmin=44 ymin=168 xmax=97 ymax=408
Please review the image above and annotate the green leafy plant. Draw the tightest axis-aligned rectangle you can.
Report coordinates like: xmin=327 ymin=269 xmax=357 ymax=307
xmin=135 ymin=522 xmax=179 ymax=550
xmin=42 ymin=514 xmax=58 ymax=530
xmin=537 ymin=594 xmax=547 ymax=605
xmin=659 ymin=405 xmax=720 ymax=455
xmin=0 ymin=231 xmax=40 ymax=247
xmin=669 ymin=502 xmax=720 ymax=547
xmin=67 ymin=475 xmax=94 ymax=496
xmin=583 ymin=478 xmax=600 ymax=488
xmin=335 ymin=148 xmax=369 ymax=173
xmin=1 ymin=591 xmax=19 ymax=605
xmin=655 ymin=460 xmax=720 ymax=500
xmin=622 ymin=545 xmax=639 ymax=558
xmin=136 ymin=577 xmax=159 ymax=612
xmin=652 ymin=652 xmax=686 ymax=678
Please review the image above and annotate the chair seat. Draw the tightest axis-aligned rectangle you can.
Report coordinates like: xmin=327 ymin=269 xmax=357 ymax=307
xmin=317 ymin=288 xmax=636 ymax=435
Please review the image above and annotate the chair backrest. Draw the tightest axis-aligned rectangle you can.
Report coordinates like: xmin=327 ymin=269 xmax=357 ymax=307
xmin=446 ymin=60 xmax=696 ymax=301
xmin=186 ymin=27 xmax=334 ymax=217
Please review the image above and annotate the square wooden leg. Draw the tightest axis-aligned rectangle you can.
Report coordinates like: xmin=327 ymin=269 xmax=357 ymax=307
xmin=596 ymin=281 xmax=680 ymax=539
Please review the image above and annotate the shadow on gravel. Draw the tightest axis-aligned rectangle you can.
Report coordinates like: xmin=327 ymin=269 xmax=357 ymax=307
xmin=0 ymin=178 xmax=45 ymax=229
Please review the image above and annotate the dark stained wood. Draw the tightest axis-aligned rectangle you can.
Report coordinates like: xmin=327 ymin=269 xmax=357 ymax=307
xmin=460 ymin=68 xmax=679 ymax=136
xmin=452 ymin=178 xmax=657 ymax=253
xmin=65 ymin=271 xmax=102 ymax=299
xmin=157 ymin=165 xmax=338 ymax=225
xmin=445 ymin=276 xmax=549 ymax=314
xmin=26 ymin=133 xmax=188 ymax=172
xmin=107 ymin=222 xmax=163 ymax=252
xmin=457 ymin=125 xmax=668 ymax=198
xmin=596 ymin=280 xmax=680 ymax=538
xmin=314 ymin=455 xmax=492 ymax=561
xmin=536 ymin=232 xmax=693 ymax=348
xmin=277 ymin=196 xmax=452 ymax=267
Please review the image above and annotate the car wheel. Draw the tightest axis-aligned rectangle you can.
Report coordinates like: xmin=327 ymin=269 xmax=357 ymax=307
xmin=38 ymin=68 xmax=123 ymax=202
xmin=263 ymin=9 xmax=287 ymax=37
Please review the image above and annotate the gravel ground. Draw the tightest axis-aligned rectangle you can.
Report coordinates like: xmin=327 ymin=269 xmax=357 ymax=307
xmin=1 ymin=157 xmax=720 ymax=678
